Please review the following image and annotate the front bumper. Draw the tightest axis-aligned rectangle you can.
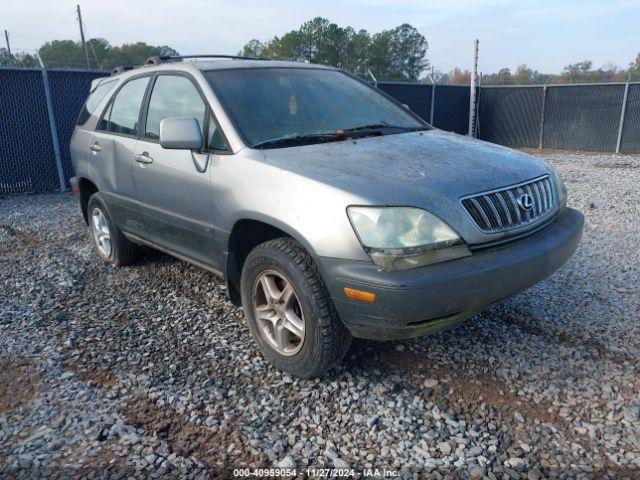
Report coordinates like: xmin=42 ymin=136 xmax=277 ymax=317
xmin=318 ymin=207 xmax=584 ymax=340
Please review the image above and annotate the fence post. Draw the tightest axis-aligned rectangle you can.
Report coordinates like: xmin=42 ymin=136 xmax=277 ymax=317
xmin=430 ymin=83 xmax=436 ymax=125
xmin=615 ymin=81 xmax=630 ymax=154
xmin=41 ymin=68 xmax=66 ymax=191
xmin=468 ymin=39 xmax=479 ymax=136
xmin=538 ymin=84 xmax=548 ymax=149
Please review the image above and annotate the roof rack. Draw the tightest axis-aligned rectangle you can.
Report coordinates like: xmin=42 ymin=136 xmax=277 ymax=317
xmin=111 ymin=65 xmax=135 ymax=76
xmin=144 ymin=54 xmax=263 ymax=66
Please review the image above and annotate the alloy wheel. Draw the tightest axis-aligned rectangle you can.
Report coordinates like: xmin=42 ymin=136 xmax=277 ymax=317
xmin=91 ymin=207 xmax=112 ymax=258
xmin=252 ymin=270 xmax=305 ymax=356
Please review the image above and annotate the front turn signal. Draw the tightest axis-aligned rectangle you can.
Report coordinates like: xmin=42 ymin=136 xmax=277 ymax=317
xmin=343 ymin=287 xmax=376 ymax=303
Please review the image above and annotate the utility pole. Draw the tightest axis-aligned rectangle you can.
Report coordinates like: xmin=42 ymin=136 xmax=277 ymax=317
xmin=4 ymin=30 xmax=12 ymax=65
xmin=468 ymin=39 xmax=479 ymax=136
xmin=4 ymin=30 xmax=11 ymax=56
xmin=76 ymin=4 xmax=90 ymax=69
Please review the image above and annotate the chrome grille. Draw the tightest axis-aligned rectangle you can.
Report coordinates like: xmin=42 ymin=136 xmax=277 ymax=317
xmin=461 ymin=175 xmax=556 ymax=233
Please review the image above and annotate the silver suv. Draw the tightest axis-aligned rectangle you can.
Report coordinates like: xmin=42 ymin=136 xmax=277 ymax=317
xmin=70 ymin=55 xmax=584 ymax=377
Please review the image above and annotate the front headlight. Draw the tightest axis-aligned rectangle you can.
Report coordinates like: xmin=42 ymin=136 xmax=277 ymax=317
xmin=550 ymin=167 xmax=567 ymax=209
xmin=347 ymin=206 xmax=470 ymax=271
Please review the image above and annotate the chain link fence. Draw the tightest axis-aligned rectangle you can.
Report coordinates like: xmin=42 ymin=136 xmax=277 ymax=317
xmin=0 ymin=67 xmax=107 ymax=195
xmin=0 ymin=69 xmax=58 ymax=194
xmin=477 ymin=86 xmax=543 ymax=148
xmin=379 ymin=80 xmax=640 ymax=154
xmin=377 ymin=82 xmax=470 ymax=135
xmin=478 ymin=82 xmax=640 ymax=154
xmin=619 ymin=84 xmax=640 ymax=154
xmin=47 ymin=70 xmax=108 ymax=184
xmin=1 ymin=69 xmax=639 ymax=195
xmin=376 ymin=82 xmax=433 ymax=123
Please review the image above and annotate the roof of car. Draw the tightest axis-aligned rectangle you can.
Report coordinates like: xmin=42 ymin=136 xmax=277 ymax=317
xmin=105 ymin=58 xmax=336 ymax=84
xmin=192 ymin=59 xmax=335 ymax=71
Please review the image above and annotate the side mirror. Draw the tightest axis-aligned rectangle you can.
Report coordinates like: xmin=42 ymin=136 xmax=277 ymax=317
xmin=160 ymin=117 xmax=202 ymax=150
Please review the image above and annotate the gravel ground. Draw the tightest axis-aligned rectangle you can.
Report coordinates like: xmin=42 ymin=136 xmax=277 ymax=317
xmin=1 ymin=150 xmax=639 ymax=479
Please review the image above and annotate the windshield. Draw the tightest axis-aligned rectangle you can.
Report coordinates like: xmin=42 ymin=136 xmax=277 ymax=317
xmin=205 ymin=68 xmax=428 ymax=148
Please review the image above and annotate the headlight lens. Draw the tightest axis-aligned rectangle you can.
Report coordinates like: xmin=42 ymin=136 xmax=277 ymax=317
xmin=550 ymin=168 xmax=567 ymax=209
xmin=347 ymin=206 xmax=470 ymax=270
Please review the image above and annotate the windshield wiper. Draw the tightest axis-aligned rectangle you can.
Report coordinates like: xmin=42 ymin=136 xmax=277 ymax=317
xmin=336 ymin=122 xmax=429 ymax=134
xmin=252 ymin=133 xmax=343 ymax=149
xmin=252 ymin=123 xmax=429 ymax=149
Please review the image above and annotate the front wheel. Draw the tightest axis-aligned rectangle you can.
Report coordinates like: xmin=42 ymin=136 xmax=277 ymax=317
xmin=240 ymin=238 xmax=351 ymax=378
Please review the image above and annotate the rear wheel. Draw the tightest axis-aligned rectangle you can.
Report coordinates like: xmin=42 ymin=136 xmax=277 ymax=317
xmin=240 ymin=238 xmax=351 ymax=378
xmin=87 ymin=193 xmax=139 ymax=267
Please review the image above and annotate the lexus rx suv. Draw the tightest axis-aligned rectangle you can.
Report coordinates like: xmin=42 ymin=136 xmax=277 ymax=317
xmin=70 ymin=56 xmax=584 ymax=377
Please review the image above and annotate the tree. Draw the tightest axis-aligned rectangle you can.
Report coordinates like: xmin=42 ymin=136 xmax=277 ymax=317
xmin=512 ymin=65 xmax=533 ymax=84
xmin=356 ymin=23 xmax=429 ymax=80
xmin=238 ymin=18 xmax=428 ymax=81
xmin=86 ymin=38 xmax=111 ymax=68
xmin=346 ymin=29 xmax=371 ymax=78
xmin=39 ymin=40 xmax=85 ymax=68
xmin=0 ymin=48 xmax=38 ymax=67
xmin=389 ymin=24 xmax=429 ymax=80
xmin=100 ymin=42 xmax=179 ymax=69
xmin=629 ymin=53 xmax=640 ymax=81
xmin=239 ymin=39 xmax=268 ymax=58
xmin=0 ymin=39 xmax=179 ymax=69
xmin=298 ymin=17 xmax=331 ymax=63
xmin=368 ymin=30 xmax=393 ymax=79
xmin=561 ymin=60 xmax=594 ymax=83
xmin=437 ymin=68 xmax=471 ymax=85
xmin=596 ymin=63 xmax=624 ymax=83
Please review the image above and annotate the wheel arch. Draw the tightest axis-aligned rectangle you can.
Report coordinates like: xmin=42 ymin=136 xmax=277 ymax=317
xmin=78 ymin=177 xmax=99 ymax=225
xmin=225 ymin=216 xmax=318 ymax=306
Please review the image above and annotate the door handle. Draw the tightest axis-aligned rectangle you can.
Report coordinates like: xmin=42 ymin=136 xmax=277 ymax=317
xmin=134 ymin=152 xmax=153 ymax=165
xmin=89 ymin=143 xmax=102 ymax=152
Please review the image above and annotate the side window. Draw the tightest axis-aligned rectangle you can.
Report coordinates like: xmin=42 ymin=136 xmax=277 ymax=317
xmin=145 ymin=76 xmax=205 ymax=141
xmin=208 ymin=113 xmax=229 ymax=151
xmin=77 ymin=79 xmax=117 ymax=125
xmin=98 ymin=77 xmax=149 ymax=135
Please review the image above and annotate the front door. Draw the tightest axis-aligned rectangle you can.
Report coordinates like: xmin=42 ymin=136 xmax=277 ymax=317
xmin=132 ymin=73 xmax=218 ymax=269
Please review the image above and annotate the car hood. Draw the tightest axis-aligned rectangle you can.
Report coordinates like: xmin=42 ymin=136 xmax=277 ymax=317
xmin=258 ymin=129 xmax=553 ymax=244
xmin=260 ymin=129 xmax=550 ymax=205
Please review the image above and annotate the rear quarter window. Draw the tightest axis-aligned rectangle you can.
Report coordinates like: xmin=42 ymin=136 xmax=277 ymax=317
xmin=76 ymin=79 xmax=117 ymax=125
xmin=97 ymin=77 xmax=150 ymax=136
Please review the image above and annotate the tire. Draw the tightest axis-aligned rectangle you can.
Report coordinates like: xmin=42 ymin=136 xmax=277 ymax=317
xmin=240 ymin=237 xmax=351 ymax=378
xmin=87 ymin=193 xmax=139 ymax=267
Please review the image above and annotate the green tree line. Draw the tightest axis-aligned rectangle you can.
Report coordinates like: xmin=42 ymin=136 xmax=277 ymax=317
xmin=239 ymin=17 xmax=429 ymax=81
xmin=435 ymin=56 xmax=640 ymax=85
xmin=0 ymin=39 xmax=178 ymax=70
xmin=2 ymin=18 xmax=638 ymax=85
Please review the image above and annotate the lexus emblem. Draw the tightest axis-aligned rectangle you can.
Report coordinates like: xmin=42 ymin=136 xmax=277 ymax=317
xmin=517 ymin=193 xmax=535 ymax=212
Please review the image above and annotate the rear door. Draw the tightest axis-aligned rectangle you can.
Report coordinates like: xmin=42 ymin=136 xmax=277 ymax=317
xmin=88 ymin=75 xmax=151 ymax=235
xmin=132 ymin=72 xmax=222 ymax=269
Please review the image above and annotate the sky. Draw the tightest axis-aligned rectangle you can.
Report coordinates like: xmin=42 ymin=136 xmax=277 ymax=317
xmin=3 ymin=0 xmax=639 ymax=75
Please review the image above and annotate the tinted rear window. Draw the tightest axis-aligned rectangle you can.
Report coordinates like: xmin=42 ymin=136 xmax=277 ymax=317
xmin=98 ymin=77 xmax=149 ymax=136
xmin=76 ymin=79 xmax=117 ymax=125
